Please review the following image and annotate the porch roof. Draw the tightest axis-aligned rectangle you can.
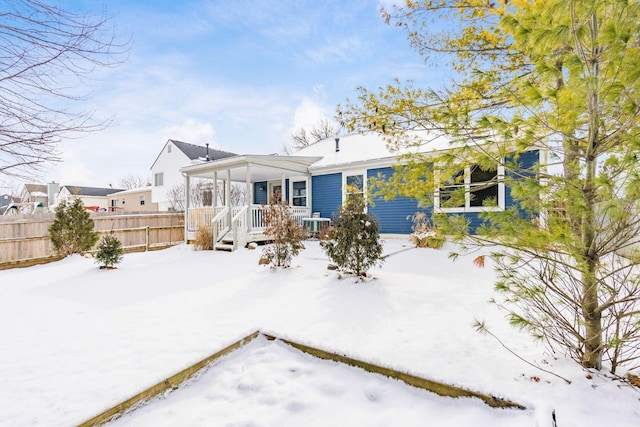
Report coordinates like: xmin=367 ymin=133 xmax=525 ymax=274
xmin=180 ymin=154 xmax=322 ymax=182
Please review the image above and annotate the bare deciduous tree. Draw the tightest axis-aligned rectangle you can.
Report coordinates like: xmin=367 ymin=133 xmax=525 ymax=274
xmin=285 ymin=118 xmax=338 ymax=153
xmin=118 ymin=174 xmax=150 ymax=190
xmin=168 ymin=180 xmax=247 ymax=211
xmin=0 ymin=0 xmax=128 ymax=178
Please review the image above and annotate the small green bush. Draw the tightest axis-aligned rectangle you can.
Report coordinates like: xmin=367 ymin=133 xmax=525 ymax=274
xmin=95 ymin=233 xmax=123 ymax=268
xmin=49 ymin=199 xmax=99 ymax=256
xmin=321 ymin=192 xmax=384 ymax=278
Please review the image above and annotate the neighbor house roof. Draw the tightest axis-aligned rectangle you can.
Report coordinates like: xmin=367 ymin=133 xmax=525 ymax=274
xmin=171 ymin=140 xmax=237 ymax=161
xmin=23 ymin=184 xmax=47 ymax=195
xmin=150 ymin=139 xmax=238 ymax=170
xmin=107 ymin=187 xmax=152 ymax=197
xmin=1 ymin=194 xmax=17 ymax=207
xmin=61 ymin=186 xmax=125 ymax=197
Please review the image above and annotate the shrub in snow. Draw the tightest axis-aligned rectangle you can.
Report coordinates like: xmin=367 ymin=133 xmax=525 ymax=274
xmin=261 ymin=194 xmax=306 ymax=268
xmin=408 ymin=211 xmax=445 ymax=249
xmin=321 ymin=192 xmax=383 ymax=278
xmin=95 ymin=233 xmax=123 ymax=269
xmin=49 ymin=199 xmax=99 ymax=256
xmin=195 ymin=225 xmax=214 ymax=251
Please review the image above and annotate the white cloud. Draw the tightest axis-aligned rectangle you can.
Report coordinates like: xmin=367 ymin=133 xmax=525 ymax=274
xmin=281 ymin=94 xmax=339 ymax=153
xmin=377 ymin=0 xmax=403 ymax=10
xmin=291 ymin=97 xmax=328 ymax=132
xmin=159 ymin=120 xmax=217 ymax=146
xmin=301 ymin=36 xmax=365 ymax=67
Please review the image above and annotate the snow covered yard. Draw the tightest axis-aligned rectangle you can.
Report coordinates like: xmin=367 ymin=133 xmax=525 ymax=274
xmin=0 ymin=240 xmax=638 ymax=426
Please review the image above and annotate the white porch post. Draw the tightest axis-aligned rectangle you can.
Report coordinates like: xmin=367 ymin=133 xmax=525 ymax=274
xmin=307 ymin=175 xmax=312 ymax=210
xmin=226 ymin=169 xmax=232 ymax=225
xmin=184 ymin=174 xmax=190 ymax=243
xmin=246 ymin=164 xmax=252 ymax=232
xmin=213 ymin=171 xmax=218 ymax=212
xmin=281 ymin=172 xmax=286 ymax=204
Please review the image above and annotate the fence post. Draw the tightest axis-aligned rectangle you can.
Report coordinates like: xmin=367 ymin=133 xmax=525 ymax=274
xmin=145 ymin=226 xmax=150 ymax=251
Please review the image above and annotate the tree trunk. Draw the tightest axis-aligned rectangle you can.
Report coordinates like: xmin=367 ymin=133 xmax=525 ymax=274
xmin=578 ymin=8 xmax=604 ymax=370
xmin=581 ymin=260 xmax=602 ymax=369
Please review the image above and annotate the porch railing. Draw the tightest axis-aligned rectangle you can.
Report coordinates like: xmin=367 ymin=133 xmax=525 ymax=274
xmin=188 ymin=205 xmax=311 ymax=235
xmin=231 ymin=206 xmax=248 ymax=250
xmin=248 ymin=205 xmax=310 ymax=233
xmin=211 ymin=206 xmax=230 ymax=247
xmin=187 ymin=207 xmax=216 ymax=232
xmin=187 ymin=206 xmax=243 ymax=232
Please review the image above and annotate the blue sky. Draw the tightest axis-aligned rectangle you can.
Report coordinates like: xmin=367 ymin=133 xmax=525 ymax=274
xmin=33 ymin=0 xmax=448 ymax=188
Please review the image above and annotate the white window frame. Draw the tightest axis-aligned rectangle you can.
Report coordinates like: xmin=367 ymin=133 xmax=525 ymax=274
xmin=342 ymin=170 xmax=367 ymax=210
xmin=267 ymin=181 xmax=283 ymax=203
xmin=140 ymin=195 xmax=145 ymax=206
xmin=289 ymin=177 xmax=309 ymax=208
xmin=434 ymin=164 xmax=505 ymax=213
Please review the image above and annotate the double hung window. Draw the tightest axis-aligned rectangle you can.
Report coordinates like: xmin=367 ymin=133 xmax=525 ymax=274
xmin=435 ymin=164 xmax=504 ymax=212
xmin=344 ymin=172 xmax=365 ymax=202
xmin=292 ymin=181 xmax=307 ymax=207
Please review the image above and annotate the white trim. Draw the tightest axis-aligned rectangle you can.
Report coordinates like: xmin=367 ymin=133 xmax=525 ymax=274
xmin=311 ymin=157 xmax=397 ymax=175
xmin=341 ymin=169 xmax=367 ymax=209
xmin=267 ymin=181 xmax=283 ymax=203
xmin=434 ymin=164 xmax=505 ymax=213
xmin=289 ymin=176 xmax=309 ymax=208
xmin=154 ymin=172 xmax=164 ymax=187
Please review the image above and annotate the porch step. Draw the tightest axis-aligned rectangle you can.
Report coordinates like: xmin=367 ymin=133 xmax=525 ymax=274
xmin=214 ymin=242 xmax=235 ymax=252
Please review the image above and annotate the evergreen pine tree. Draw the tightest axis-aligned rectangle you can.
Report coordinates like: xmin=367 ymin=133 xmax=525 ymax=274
xmin=49 ymin=199 xmax=99 ymax=256
xmin=322 ymin=191 xmax=383 ymax=278
xmin=341 ymin=0 xmax=640 ymax=371
xmin=95 ymin=233 xmax=123 ymax=268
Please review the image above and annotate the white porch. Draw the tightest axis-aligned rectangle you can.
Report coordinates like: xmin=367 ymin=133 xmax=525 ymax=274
xmin=181 ymin=154 xmax=321 ymax=251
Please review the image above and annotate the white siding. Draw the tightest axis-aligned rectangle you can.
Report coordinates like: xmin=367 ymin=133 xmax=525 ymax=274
xmin=150 ymin=142 xmax=192 ymax=211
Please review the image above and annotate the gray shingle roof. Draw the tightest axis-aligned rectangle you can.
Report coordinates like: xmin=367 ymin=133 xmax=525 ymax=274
xmin=62 ymin=186 xmax=125 ymax=197
xmin=170 ymin=140 xmax=237 ymax=161
xmin=24 ymin=184 xmax=47 ymax=194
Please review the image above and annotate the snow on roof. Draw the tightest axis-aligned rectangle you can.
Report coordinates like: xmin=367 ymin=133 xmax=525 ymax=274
xmin=296 ymin=132 xmax=453 ymax=170
xmin=107 ymin=187 xmax=152 ymax=196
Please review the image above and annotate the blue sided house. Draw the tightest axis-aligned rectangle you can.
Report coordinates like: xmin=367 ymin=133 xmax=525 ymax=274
xmin=180 ymin=132 xmax=540 ymax=251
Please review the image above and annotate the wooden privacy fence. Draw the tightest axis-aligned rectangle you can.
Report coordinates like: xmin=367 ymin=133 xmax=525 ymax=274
xmin=0 ymin=213 xmax=184 ymax=269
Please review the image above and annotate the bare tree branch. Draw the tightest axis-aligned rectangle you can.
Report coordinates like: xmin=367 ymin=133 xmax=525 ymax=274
xmin=0 ymin=0 xmax=129 ymax=178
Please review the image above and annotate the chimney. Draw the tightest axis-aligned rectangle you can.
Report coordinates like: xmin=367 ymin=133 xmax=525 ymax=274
xmin=335 ymin=137 xmax=340 ymax=152
xmin=47 ymin=181 xmax=60 ymax=206
xmin=205 ymin=143 xmax=211 ymax=161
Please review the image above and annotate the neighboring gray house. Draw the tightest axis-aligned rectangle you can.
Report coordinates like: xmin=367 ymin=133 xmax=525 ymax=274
xmin=0 ymin=194 xmax=18 ymax=215
xmin=150 ymin=139 xmax=237 ymax=211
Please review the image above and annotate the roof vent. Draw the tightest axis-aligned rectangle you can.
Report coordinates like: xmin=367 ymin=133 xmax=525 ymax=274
xmin=335 ymin=137 xmax=340 ymax=152
xmin=205 ymin=143 xmax=211 ymax=161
